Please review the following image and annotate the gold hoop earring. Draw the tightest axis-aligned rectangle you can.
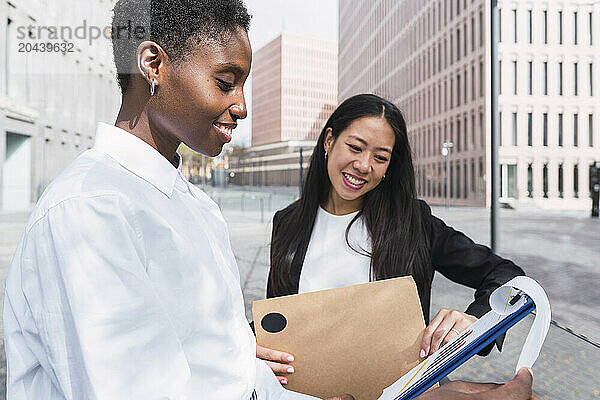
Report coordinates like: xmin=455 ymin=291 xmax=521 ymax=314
xmin=324 ymin=151 xmax=328 ymax=160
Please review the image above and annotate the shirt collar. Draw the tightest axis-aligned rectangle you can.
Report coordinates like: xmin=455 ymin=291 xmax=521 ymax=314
xmin=93 ymin=122 xmax=181 ymax=197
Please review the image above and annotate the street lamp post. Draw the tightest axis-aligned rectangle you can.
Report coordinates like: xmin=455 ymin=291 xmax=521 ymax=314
xmin=491 ymin=0 xmax=500 ymax=252
xmin=442 ymin=142 xmax=454 ymax=208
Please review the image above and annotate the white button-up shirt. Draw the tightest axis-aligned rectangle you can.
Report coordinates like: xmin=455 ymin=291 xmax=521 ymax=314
xmin=3 ymin=123 xmax=317 ymax=400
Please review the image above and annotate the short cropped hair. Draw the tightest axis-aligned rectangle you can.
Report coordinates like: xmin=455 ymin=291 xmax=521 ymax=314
xmin=111 ymin=0 xmax=251 ymax=93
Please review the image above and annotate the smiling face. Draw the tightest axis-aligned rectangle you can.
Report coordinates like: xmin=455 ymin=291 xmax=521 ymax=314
xmin=147 ymin=27 xmax=252 ymax=157
xmin=323 ymin=116 xmax=396 ymax=214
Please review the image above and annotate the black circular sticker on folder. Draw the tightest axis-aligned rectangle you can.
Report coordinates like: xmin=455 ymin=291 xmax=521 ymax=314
xmin=261 ymin=312 xmax=287 ymax=333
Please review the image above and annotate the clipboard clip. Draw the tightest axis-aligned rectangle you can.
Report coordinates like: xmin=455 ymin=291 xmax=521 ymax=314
xmin=509 ymin=290 xmax=528 ymax=306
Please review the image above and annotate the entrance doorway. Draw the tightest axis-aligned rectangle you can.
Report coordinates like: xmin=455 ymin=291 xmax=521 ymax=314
xmin=2 ymin=132 xmax=32 ymax=211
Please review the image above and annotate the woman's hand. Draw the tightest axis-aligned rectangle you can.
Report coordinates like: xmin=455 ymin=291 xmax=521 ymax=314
xmin=420 ymin=309 xmax=478 ymax=357
xmin=256 ymin=344 xmax=295 ymax=385
xmin=417 ymin=368 xmax=539 ymax=400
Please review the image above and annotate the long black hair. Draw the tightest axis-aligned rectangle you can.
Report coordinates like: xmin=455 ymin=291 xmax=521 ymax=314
xmin=270 ymin=94 xmax=432 ymax=299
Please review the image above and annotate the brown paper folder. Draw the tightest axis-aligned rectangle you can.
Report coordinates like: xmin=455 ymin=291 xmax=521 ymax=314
xmin=252 ymin=276 xmax=426 ymax=400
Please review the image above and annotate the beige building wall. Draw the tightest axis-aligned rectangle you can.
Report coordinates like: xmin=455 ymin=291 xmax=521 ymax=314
xmin=252 ymin=33 xmax=337 ymax=146
xmin=252 ymin=36 xmax=282 ymax=146
xmin=498 ymin=1 xmax=599 ymax=210
xmin=339 ymin=0 xmax=600 ymax=210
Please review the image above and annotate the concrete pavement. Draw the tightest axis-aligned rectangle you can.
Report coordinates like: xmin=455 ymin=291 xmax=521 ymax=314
xmin=0 ymin=187 xmax=598 ymax=399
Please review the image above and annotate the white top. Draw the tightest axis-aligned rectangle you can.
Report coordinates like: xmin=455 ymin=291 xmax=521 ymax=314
xmin=299 ymin=207 xmax=372 ymax=294
xmin=3 ymin=123 xmax=316 ymax=400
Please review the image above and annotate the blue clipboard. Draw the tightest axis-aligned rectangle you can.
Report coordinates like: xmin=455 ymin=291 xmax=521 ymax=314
xmin=396 ymin=298 xmax=536 ymax=400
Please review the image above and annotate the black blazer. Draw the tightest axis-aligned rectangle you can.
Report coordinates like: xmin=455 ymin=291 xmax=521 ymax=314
xmin=266 ymin=200 xmax=525 ymax=352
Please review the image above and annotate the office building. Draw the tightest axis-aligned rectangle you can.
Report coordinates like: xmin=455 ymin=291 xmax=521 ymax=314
xmin=339 ymin=0 xmax=599 ymax=209
xmin=231 ymin=33 xmax=336 ymax=186
xmin=0 ymin=0 xmax=120 ymax=211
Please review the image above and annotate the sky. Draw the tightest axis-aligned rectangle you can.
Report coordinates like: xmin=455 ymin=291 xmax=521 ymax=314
xmin=230 ymin=0 xmax=339 ymax=148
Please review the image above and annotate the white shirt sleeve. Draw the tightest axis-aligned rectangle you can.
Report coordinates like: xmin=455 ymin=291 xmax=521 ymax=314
xmin=5 ymin=194 xmax=191 ymax=400
xmin=254 ymin=358 xmax=320 ymax=400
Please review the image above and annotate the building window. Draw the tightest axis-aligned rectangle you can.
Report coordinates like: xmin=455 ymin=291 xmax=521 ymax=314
xmin=457 ymin=119 xmax=462 ymax=152
xmin=590 ymin=63 xmax=593 ymax=96
xmin=480 ymin=10 xmax=484 ymax=47
xmin=558 ymin=113 xmax=563 ymax=146
xmin=559 ymin=62 xmax=563 ymax=95
xmin=499 ymin=111 xmax=503 ymax=146
xmin=543 ymin=164 xmax=548 ymax=198
xmin=543 ymin=61 xmax=548 ymax=95
xmin=480 ymin=61 xmax=484 ymax=97
xmin=527 ymin=112 xmax=532 ymax=146
xmin=544 ymin=10 xmax=548 ymax=44
xmin=480 ymin=112 xmax=484 ymax=148
xmin=513 ymin=9 xmax=517 ymax=43
xmin=512 ymin=112 xmax=517 ymax=145
xmin=499 ymin=10 xmax=502 ymax=42
xmin=528 ymin=10 xmax=533 ymax=43
xmin=574 ymin=62 xmax=578 ymax=96
xmin=590 ymin=12 xmax=594 ymax=45
xmin=527 ymin=164 xmax=533 ymax=198
xmin=457 ymin=28 xmax=461 ymax=61
xmin=501 ymin=164 xmax=517 ymax=198
xmin=463 ymin=160 xmax=468 ymax=199
xmin=450 ymin=77 xmax=454 ymax=109
xmin=528 ymin=61 xmax=533 ymax=95
xmin=558 ymin=164 xmax=564 ymax=198
xmin=513 ymin=61 xmax=518 ymax=94
xmin=590 ymin=114 xmax=594 ymax=147
xmin=464 ymin=116 xmax=468 ymax=149
xmin=471 ymin=114 xmax=476 ymax=146
xmin=457 ymin=73 xmax=461 ymax=106
xmin=456 ymin=163 xmax=461 ymax=199
xmin=471 ymin=17 xmax=476 ymax=51
xmin=574 ymin=12 xmax=578 ymax=45
xmin=464 ymin=22 xmax=468 ymax=57
xmin=450 ymin=33 xmax=454 ymax=65
xmin=574 ymin=164 xmax=579 ymax=198
xmin=591 ymin=164 xmax=597 ymax=199
xmin=472 ymin=65 xmax=476 ymax=100
xmin=498 ymin=60 xmax=502 ymax=94
xmin=471 ymin=160 xmax=476 ymax=199
xmin=559 ymin=11 xmax=563 ymax=44
xmin=451 ymin=162 xmax=456 ymax=198
xmin=543 ymin=113 xmax=548 ymax=146
xmin=574 ymin=113 xmax=579 ymax=147
xmin=479 ymin=158 xmax=485 ymax=199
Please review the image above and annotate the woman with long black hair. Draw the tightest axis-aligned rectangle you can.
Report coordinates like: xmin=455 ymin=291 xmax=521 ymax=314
xmin=259 ymin=94 xmax=526 ymax=388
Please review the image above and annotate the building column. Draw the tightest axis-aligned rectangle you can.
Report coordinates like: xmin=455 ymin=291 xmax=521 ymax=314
xmin=547 ymin=160 xmax=559 ymax=199
xmin=562 ymin=159 xmax=575 ymax=200
xmin=579 ymin=159 xmax=591 ymax=199
xmin=532 ymin=160 xmax=544 ymax=199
